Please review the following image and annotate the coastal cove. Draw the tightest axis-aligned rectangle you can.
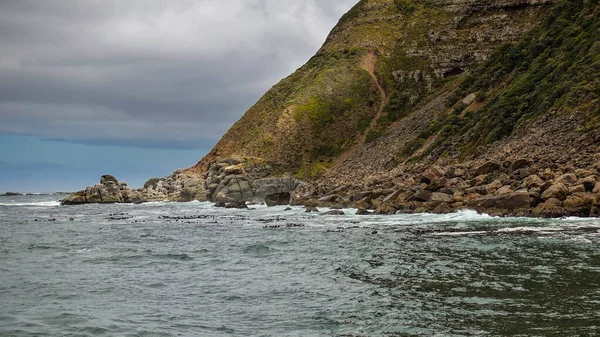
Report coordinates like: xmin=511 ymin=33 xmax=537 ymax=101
xmin=2 ymin=194 xmax=600 ymax=336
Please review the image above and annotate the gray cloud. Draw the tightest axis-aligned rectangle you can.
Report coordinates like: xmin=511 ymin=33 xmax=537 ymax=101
xmin=0 ymin=0 xmax=357 ymax=149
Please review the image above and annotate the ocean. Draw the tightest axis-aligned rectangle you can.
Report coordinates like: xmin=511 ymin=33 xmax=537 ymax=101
xmin=1 ymin=194 xmax=599 ymax=336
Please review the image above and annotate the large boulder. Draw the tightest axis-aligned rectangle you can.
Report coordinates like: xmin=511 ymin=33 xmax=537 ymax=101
xmin=564 ymin=193 xmax=594 ymax=216
xmin=100 ymin=174 xmax=119 ymax=185
xmin=541 ymin=183 xmax=569 ymax=201
xmin=468 ymin=191 xmax=534 ymax=213
xmin=61 ymin=191 xmax=87 ymax=205
xmin=475 ymin=161 xmax=501 ymax=176
xmin=265 ymin=193 xmax=291 ymax=206
xmin=532 ymin=198 xmax=565 ymax=218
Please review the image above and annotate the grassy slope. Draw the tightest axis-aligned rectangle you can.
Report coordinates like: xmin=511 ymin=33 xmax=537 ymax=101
xmin=402 ymin=0 xmax=600 ymax=160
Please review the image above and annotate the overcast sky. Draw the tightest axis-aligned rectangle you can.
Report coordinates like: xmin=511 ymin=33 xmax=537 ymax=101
xmin=0 ymin=0 xmax=357 ymax=192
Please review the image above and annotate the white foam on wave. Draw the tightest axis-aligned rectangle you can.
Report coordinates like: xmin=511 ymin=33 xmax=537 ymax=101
xmin=0 ymin=201 xmax=61 ymax=207
xmin=496 ymin=226 xmax=564 ymax=233
xmin=432 ymin=231 xmax=488 ymax=236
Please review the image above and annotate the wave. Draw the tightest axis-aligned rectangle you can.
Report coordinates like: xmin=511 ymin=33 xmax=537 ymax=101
xmin=0 ymin=201 xmax=61 ymax=207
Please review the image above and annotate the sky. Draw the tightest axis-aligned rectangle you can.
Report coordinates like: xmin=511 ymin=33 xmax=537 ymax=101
xmin=0 ymin=0 xmax=357 ymax=192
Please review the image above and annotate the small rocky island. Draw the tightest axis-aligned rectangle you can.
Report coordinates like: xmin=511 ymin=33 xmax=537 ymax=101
xmin=61 ymin=159 xmax=307 ymax=208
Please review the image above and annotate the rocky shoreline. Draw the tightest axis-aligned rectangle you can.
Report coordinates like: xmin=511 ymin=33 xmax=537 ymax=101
xmin=61 ymin=153 xmax=600 ymax=219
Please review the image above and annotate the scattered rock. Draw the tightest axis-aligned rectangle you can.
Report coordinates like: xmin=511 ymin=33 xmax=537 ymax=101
xmin=321 ymin=210 xmax=345 ymax=216
xmin=225 ymin=201 xmax=248 ymax=209
xmin=356 ymin=208 xmax=372 ymax=215
xmin=304 ymin=206 xmax=319 ymax=213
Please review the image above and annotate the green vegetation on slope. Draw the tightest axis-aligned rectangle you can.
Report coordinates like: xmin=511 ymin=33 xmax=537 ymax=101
xmin=403 ymin=0 xmax=600 ymax=158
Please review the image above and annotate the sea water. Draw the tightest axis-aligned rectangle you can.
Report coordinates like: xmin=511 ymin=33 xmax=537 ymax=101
xmin=1 ymin=194 xmax=599 ymax=336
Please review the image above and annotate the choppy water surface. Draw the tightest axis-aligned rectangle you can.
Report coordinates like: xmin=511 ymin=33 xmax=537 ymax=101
xmin=1 ymin=195 xmax=600 ymax=336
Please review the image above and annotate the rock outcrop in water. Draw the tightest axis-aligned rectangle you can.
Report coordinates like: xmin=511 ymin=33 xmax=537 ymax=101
xmin=61 ymin=175 xmax=145 ymax=205
xmin=61 ymin=171 xmax=208 ymax=205
xmin=203 ymin=158 xmax=307 ymax=205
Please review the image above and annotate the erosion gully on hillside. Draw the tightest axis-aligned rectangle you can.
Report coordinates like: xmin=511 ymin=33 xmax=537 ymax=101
xmin=334 ymin=51 xmax=388 ymax=167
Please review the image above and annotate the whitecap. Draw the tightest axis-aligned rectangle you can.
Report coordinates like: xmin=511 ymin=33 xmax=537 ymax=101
xmin=0 ymin=201 xmax=61 ymax=207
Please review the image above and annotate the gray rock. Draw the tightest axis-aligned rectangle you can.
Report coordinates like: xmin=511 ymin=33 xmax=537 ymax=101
xmin=265 ymin=193 xmax=291 ymax=207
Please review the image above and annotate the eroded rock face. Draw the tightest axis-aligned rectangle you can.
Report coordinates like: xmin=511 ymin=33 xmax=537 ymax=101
xmin=62 ymin=175 xmax=142 ymax=205
xmin=61 ymin=171 xmax=207 ymax=205
xmin=203 ymin=159 xmax=308 ymax=204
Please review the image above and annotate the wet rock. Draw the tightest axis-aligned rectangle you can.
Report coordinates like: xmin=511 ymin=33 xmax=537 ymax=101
xmin=356 ymin=208 xmax=372 ymax=215
xmin=354 ymin=198 xmax=372 ymax=210
xmin=374 ymin=204 xmax=396 ymax=215
xmin=432 ymin=203 xmax=454 ymax=214
xmin=304 ymin=206 xmax=319 ymax=213
xmin=225 ymin=201 xmax=248 ymax=209
xmin=321 ymin=210 xmax=345 ymax=216
xmin=265 ymin=192 xmax=291 ymax=207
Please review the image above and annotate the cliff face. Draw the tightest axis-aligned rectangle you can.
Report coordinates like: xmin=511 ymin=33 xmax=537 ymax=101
xmin=192 ymin=0 xmax=554 ymax=176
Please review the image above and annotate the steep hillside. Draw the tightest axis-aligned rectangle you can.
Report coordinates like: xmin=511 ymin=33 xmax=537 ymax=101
xmin=192 ymin=0 xmax=555 ymax=177
xmin=321 ymin=0 xmax=599 ymax=188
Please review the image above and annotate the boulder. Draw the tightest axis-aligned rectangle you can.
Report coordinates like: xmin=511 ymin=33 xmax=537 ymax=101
xmin=265 ymin=192 xmax=291 ymax=207
xmin=468 ymin=191 xmax=534 ymax=213
xmin=225 ymin=201 xmax=248 ymax=209
xmin=486 ymin=179 xmax=503 ymax=194
xmin=496 ymin=185 xmax=514 ymax=195
xmin=568 ymin=185 xmax=586 ymax=194
xmin=60 ymin=191 xmax=87 ymax=205
xmin=564 ymin=193 xmax=594 ymax=216
xmin=100 ymin=174 xmax=119 ymax=185
xmin=532 ymin=198 xmax=565 ymax=218
xmin=407 ymin=190 xmax=432 ymax=202
xmin=431 ymin=192 xmax=454 ymax=203
xmin=541 ymin=183 xmax=569 ymax=201
xmin=355 ymin=208 xmax=372 ymax=215
xmin=576 ymin=176 xmax=596 ymax=192
xmin=321 ymin=210 xmax=345 ymax=216
xmin=475 ymin=161 xmax=501 ymax=176
xmin=304 ymin=206 xmax=319 ymax=213
xmin=354 ymin=198 xmax=372 ymax=210
xmin=374 ymin=204 xmax=396 ymax=215
xmin=524 ymin=175 xmax=545 ymax=189
xmin=511 ymin=158 xmax=531 ymax=171
xmin=555 ymin=173 xmax=578 ymax=186
xmin=432 ymin=202 xmax=454 ymax=214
